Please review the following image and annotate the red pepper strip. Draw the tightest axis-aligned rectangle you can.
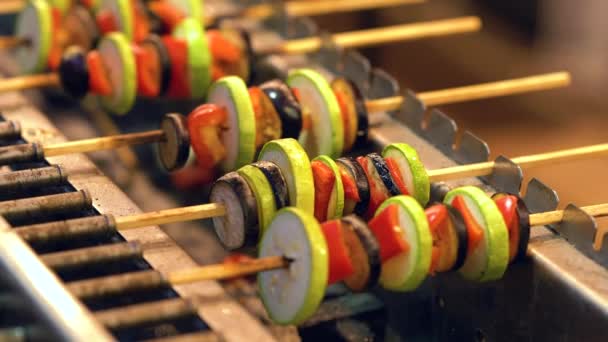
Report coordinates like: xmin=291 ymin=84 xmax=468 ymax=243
xmin=494 ymin=195 xmax=519 ymax=261
xmin=339 ymin=166 xmax=360 ymax=202
xmin=334 ymin=90 xmax=352 ymax=146
xmin=312 ymin=160 xmax=335 ymax=222
xmin=132 ymin=0 xmax=150 ymax=43
xmin=321 ymin=220 xmax=355 ymax=284
xmin=133 ymin=44 xmax=160 ymax=97
xmin=47 ymin=8 xmax=63 ymax=70
xmin=169 ymin=162 xmax=217 ymax=190
xmin=148 ymin=1 xmax=186 ymax=32
xmin=451 ymin=196 xmax=484 ymax=256
xmin=356 ymin=156 xmax=388 ymax=219
xmin=207 ymin=29 xmax=242 ymax=64
xmin=96 ymin=9 xmax=118 ymax=35
xmin=161 ymin=36 xmax=190 ymax=98
xmin=384 ymin=157 xmax=410 ymax=196
xmin=425 ymin=204 xmax=448 ymax=275
xmin=86 ymin=51 xmax=112 ymax=96
xmin=368 ymin=204 xmax=410 ymax=262
xmin=187 ymin=104 xmax=228 ymax=168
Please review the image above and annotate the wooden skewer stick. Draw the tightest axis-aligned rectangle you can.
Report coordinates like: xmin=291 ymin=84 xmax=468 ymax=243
xmin=0 ymin=73 xmax=59 ymax=93
xmin=43 ymin=129 xmax=164 ymax=157
xmin=257 ymin=16 xmax=482 ymax=55
xmin=0 ymin=36 xmax=28 ymax=49
xmin=530 ymin=203 xmax=608 ymax=227
xmin=364 ymin=71 xmax=571 ymax=113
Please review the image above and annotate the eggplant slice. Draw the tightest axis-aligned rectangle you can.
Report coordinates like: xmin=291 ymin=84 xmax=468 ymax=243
xmin=367 ymin=153 xmax=400 ymax=196
xmin=260 ymin=79 xmax=303 ymax=140
xmin=445 ymin=204 xmax=469 ymax=272
xmin=158 ymin=113 xmax=190 ymax=172
xmin=58 ymin=46 xmax=89 ymax=100
xmin=252 ymin=161 xmax=289 ymax=210
xmin=341 ymin=215 xmax=381 ymax=292
xmin=335 ymin=157 xmax=370 ymax=217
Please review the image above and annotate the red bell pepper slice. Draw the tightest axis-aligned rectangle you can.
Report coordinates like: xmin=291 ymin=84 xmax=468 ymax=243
xmin=47 ymin=8 xmax=63 ymax=70
xmin=425 ymin=204 xmax=448 ymax=274
xmin=368 ymin=204 xmax=410 ymax=262
xmin=334 ymin=89 xmax=352 ymax=144
xmin=86 ymin=51 xmax=112 ymax=96
xmin=187 ymin=104 xmax=228 ymax=169
xmin=312 ymin=160 xmax=336 ymax=222
xmin=356 ymin=156 xmax=388 ymax=219
xmin=161 ymin=36 xmax=190 ymax=98
xmin=339 ymin=166 xmax=360 ymax=203
xmin=494 ymin=195 xmax=519 ymax=261
xmin=169 ymin=162 xmax=217 ymax=190
xmin=451 ymin=196 xmax=484 ymax=256
xmin=96 ymin=9 xmax=118 ymax=35
xmin=207 ymin=29 xmax=242 ymax=64
xmin=384 ymin=157 xmax=410 ymax=196
xmin=131 ymin=0 xmax=150 ymax=43
xmin=321 ymin=220 xmax=355 ymax=284
xmin=133 ymin=44 xmax=160 ymax=97
xmin=148 ymin=0 xmax=186 ymax=32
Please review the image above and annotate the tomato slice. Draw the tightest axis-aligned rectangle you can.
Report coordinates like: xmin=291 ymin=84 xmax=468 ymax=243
xmin=86 ymin=51 xmax=112 ymax=96
xmin=494 ymin=195 xmax=520 ymax=261
xmin=321 ymin=220 xmax=355 ymax=284
xmin=96 ymin=9 xmax=118 ymax=35
xmin=169 ymin=162 xmax=217 ymax=190
xmin=161 ymin=36 xmax=190 ymax=98
xmin=339 ymin=166 xmax=360 ymax=202
xmin=187 ymin=104 xmax=228 ymax=169
xmin=148 ymin=0 xmax=186 ymax=32
xmin=312 ymin=160 xmax=336 ymax=222
xmin=133 ymin=44 xmax=160 ymax=97
xmin=384 ymin=157 xmax=410 ymax=196
xmin=451 ymin=196 xmax=484 ymax=256
xmin=47 ymin=8 xmax=63 ymax=70
xmin=368 ymin=204 xmax=410 ymax=262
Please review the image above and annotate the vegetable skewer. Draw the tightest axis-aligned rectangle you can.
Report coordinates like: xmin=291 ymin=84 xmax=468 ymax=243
xmin=0 ymin=71 xmax=570 ymax=168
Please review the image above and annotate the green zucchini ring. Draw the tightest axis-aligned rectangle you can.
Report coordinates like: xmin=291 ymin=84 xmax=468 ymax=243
xmin=172 ymin=18 xmax=212 ymax=99
xmin=382 ymin=143 xmax=430 ymax=206
xmin=238 ymin=164 xmax=277 ymax=236
xmin=15 ymin=0 xmax=52 ymax=74
xmin=97 ymin=32 xmax=136 ymax=115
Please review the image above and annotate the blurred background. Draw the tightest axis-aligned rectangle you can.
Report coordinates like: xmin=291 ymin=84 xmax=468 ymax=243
xmin=312 ymin=0 xmax=608 ymax=209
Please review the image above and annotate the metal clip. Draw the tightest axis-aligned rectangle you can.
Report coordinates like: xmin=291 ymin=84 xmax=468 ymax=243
xmin=556 ymin=204 xmax=608 ymax=265
xmin=368 ymin=68 xmax=399 ymax=100
xmin=340 ymin=51 xmax=371 ymax=94
xmin=312 ymin=31 xmax=342 ymax=72
xmin=453 ymin=130 xmax=489 ymax=165
xmin=484 ymin=155 xmax=522 ymax=195
xmin=522 ymin=178 xmax=559 ymax=214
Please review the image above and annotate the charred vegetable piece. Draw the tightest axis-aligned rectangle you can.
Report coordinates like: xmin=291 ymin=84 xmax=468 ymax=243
xmin=187 ymin=103 xmax=227 ymax=169
xmin=341 ymin=215 xmax=381 ymax=292
xmin=368 ymin=203 xmax=410 ymax=262
xmin=97 ymin=33 xmax=136 ymax=115
xmin=356 ymin=155 xmax=392 ymax=219
xmin=321 ymin=219 xmax=355 ymax=284
xmin=425 ymin=204 xmax=468 ymax=273
xmin=59 ymin=46 xmax=89 ymax=99
xmin=140 ymin=34 xmax=171 ymax=96
xmin=258 ymin=208 xmax=328 ymax=325
xmin=375 ymin=196 xmax=432 ymax=292
xmin=158 ymin=113 xmax=190 ymax=172
xmin=249 ymin=87 xmax=282 ymax=148
xmin=444 ymin=187 xmax=509 ymax=282
xmin=368 ymin=153 xmax=400 ymax=197
xmin=312 ymin=155 xmax=344 ymax=221
xmin=258 ymin=139 xmax=315 ymax=214
xmin=330 ymin=78 xmax=368 ymax=152
xmin=260 ymin=79 xmax=303 ymax=140
xmin=336 ymin=157 xmax=370 ymax=217
xmin=210 ymin=172 xmax=259 ymax=250
xmin=238 ymin=164 xmax=277 ymax=236
xmin=206 ymin=76 xmax=256 ymax=172
xmin=382 ymin=143 xmax=430 ymax=206
xmin=15 ymin=0 xmax=52 ymax=74
xmin=63 ymin=4 xmax=100 ymax=51
xmin=252 ymin=161 xmax=289 ymax=211
xmin=492 ymin=193 xmax=531 ymax=263
xmin=173 ymin=18 xmax=212 ymax=99
xmin=147 ymin=0 xmax=186 ymax=32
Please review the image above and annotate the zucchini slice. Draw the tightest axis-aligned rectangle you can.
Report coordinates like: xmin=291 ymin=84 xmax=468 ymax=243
xmin=172 ymin=18 xmax=212 ymax=99
xmin=238 ymin=164 xmax=277 ymax=236
xmin=258 ymin=138 xmax=315 ymax=214
xmin=444 ymin=186 xmax=509 ymax=282
xmin=98 ymin=0 xmax=133 ymax=40
xmin=287 ymin=69 xmax=343 ymax=158
xmin=209 ymin=172 xmax=259 ymax=250
xmin=382 ymin=143 xmax=430 ymax=206
xmin=341 ymin=215 xmax=381 ymax=292
xmin=312 ymin=155 xmax=344 ymax=220
xmin=375 ymin=195 xmax=432 ymax=291
xmin=15 ymin=0 xmax=52 ymax=74
xmin=258 ymin=207 xmax=328 ymax=325
xmin=97 ymin=33 xmax=136 ymax=115
xmin=207 ymin=76 xmax=256 ymax=172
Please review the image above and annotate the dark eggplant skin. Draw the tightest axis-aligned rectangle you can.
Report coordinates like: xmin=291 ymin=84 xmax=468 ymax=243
xmin=158 ymin=113 xmax=190 ymax=172
xmin=252 ymin=161 xmax=289 ymax=210
xmin=210 ymin=172 xmax=259 ymax=250
xmin=341 ymin=215 xmax=381 ymax=292
xmin=491 ymin=193 xmax=531 ymax=263
xmin=336 ymin=157 xmax=370 ymax=217
xmin=260 ymin=79 xmax=302 ymax=139
xmin=367 ymin=153 xmax=400 ymax=196
xmin=144 ymin=5 xmax=166 ymax=35
xmin=141 ymin=34 xmax=172 ymax=96
xmin=445 ymin=204 xmax=469 ymax=271
xmin=58 ymin=46 xmax=89 ymax=100
xmin=237 ymin=28 xmax=254 ymax=84
xmin=347 ymin=79 xmax=369 ymax=150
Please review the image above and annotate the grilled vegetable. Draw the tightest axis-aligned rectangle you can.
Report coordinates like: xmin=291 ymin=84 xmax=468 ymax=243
xmin=97 ymin=33 xmax=136 ymax=115
xmin=86 ymin=50 xmax=112 ymax=96
xmin=375 ymin=196 xmax=432 ymax=292
xmin=210 ymin=172 xmax=259 ymax=250
xmin=258 ymin=139 xmax=315 ymax=214
xmin=158 ymin=113 xmax=190 ymax=172
xmin=258 ymin=208 xmax=328 ymax=325
xmin=63 ymin=4 xmax=100 ymax=51
xmin=444 ymin=187 xmax=509 ymax=282
xmin=321 ymin=219 xmax=354 ymax=284
xmin=357 ymin=155 xmax=393 ymax=218
xmin=330 ymin=78 xmax=369 ymax=151
xmin=260 ymin=79 xmax=303 ymax=140
xmin=425 ymin=204 xmax=468 ymax=273
xmin=187 ymin=103 xmax=227 ymax=168
xmin=341 ymin=215 xmax=381 ymax=292
xmin=249 ymin=87 xmax=282 ymax=148
xmin=167 ymin=0 xmax=203 ymax=24
xmin=173 ymin=18 xmax=212 ymax=99
xmin=492 ymin=193 xmax=530 ymax=263
xmin=287 ymin=69 xmax=343 ymax=158
xmin=206 ymin=76 xmax=256 ymax=172
xmin=382 ymin=143 xmax=430 ymax=206
xmin=368 ymin=153 xmax=400 ymax=196
xmin=238 ymin=164 xmax=277 ymax=235
xmin=15 ymin=0 xmax=52 ymax=74
xmin=368 ymin=203 xmax=410 ymax=262
xmin=208 ymin=28 xmax=249 ymax=81
xmin=252 ymin=161 xmax=289 ymax=211
xmin=139 ymin=34 xmax=171 ymax=96
xmin=162 ymin=36 xmax=189 ymax=98
xmin=58 ymin=46 xmax=89 ymax=99
xmin=335 ymin=157 xmax=370 ymax=217
xmin=312 ymin=155 xmax=344 ymax=221
xmin=97 ymin=0 xmax=133 ymax=40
